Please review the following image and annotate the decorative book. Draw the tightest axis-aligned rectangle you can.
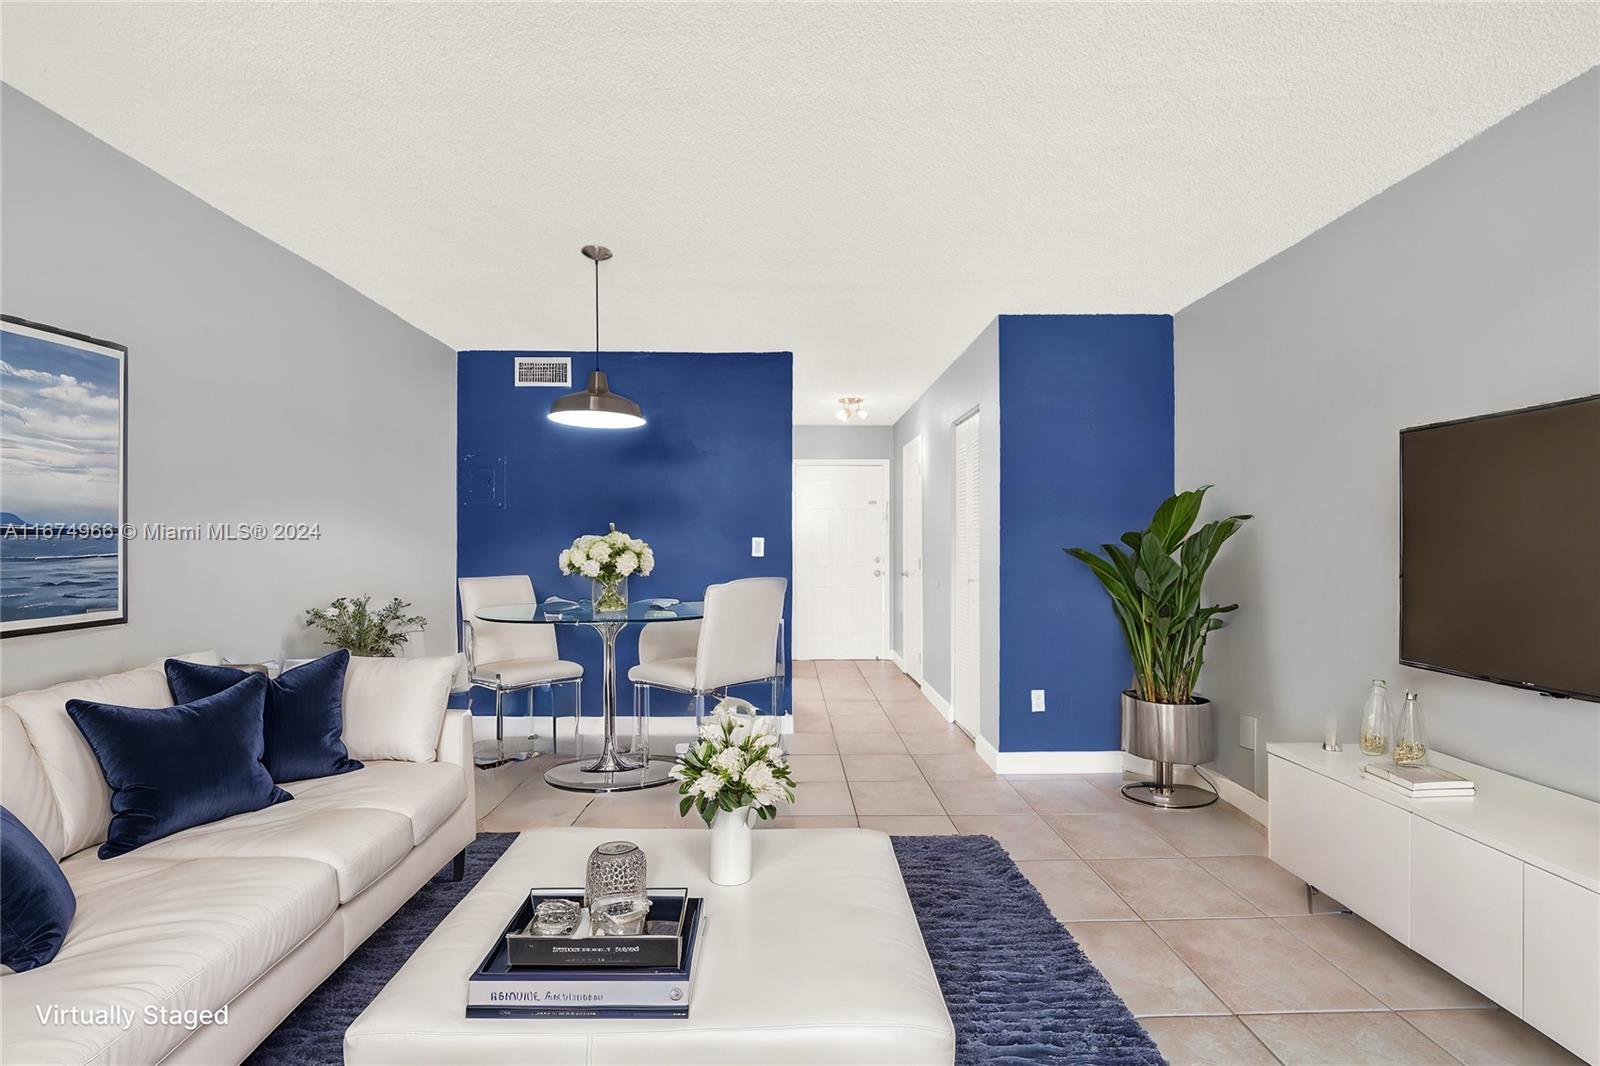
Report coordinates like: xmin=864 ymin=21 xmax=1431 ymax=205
xmin=1361 ymin=763 xmax=1474 ymax=793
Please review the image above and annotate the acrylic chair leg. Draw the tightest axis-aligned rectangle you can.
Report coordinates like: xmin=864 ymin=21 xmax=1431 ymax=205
xmin=573 ymin=678 xmax=583 ymax=762
xmin=693 ymin=691 xmax=706 ymax=729
xmin=533 ymin=686 xmax=545 ymax=743
xmin=494 ymin=687 xmax=504 ymax=756
xmin=641 ymin=685 xmax=651 ymax=763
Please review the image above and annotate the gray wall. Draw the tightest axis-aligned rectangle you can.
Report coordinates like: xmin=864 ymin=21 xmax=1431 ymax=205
xmin=0 ymin=85 xmax=458 ymax=693
xmin=1175 ymin=70 xmax=1600 ymax=800
xmin=793 ymin=425 xmax=894 ymax=461
xmin=891 ymin=320 xmax=1002 ymax=747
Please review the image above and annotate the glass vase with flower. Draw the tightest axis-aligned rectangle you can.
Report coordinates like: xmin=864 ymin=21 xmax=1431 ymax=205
xmin=557 ymin=523 xmax=655 ymax=614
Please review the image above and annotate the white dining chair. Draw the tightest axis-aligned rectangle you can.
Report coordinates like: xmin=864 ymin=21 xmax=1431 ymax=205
xmin=458 ymin=575 xmax=583 ymax=767
xmin=628 ymin=577 xmax=787 ymax=733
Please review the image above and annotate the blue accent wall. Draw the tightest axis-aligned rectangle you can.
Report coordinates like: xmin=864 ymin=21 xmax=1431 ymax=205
xmin=457 ymin=350 xmax=793 ymax=717
xmin=997 ymin=315 xmax=1174 ymax=752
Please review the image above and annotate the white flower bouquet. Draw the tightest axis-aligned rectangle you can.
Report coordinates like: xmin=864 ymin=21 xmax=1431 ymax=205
xmin=671 ymin=698 xmax=797 ymax=825
xmin=557 ymin=523 xmax=653 ymax=612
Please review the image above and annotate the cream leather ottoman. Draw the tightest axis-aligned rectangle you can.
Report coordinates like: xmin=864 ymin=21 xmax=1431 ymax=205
xmin=345 ymin=827 xmax=955 ymax=1065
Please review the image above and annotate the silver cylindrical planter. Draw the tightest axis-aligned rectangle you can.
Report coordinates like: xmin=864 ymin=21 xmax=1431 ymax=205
xmin=1120 ymin=691 xmax=1218 ymax=809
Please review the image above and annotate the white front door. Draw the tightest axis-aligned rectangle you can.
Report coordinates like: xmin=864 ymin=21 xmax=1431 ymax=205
xmin=901 ymin=436 xmax=925 ymax=683
xmin=952 ymin=413 xmax=982 ymax=736
xmin=793 ymin=462 xmax=890 ymax=660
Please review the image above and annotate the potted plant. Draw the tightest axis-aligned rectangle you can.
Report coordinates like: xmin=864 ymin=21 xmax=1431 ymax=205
xmin=304 ymin=595 xmax=427 ymax=657
xmin=670 ymin=698 xmax=797 ymax=886
xmin=1064 ymin=486 xmax=1250 ymax=809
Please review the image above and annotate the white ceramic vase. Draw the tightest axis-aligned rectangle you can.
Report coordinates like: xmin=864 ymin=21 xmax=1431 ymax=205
xmin=709 ymin=806 xmax=753 ymax=886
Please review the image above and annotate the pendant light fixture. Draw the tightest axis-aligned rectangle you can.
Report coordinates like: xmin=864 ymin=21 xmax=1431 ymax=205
xmin=547 ymin=244 xmax=646 ymax=429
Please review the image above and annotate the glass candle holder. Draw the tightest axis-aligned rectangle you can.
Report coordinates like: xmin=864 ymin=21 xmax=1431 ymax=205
xmin=585 ymin=840 xmax=647 ymax=908
xmin=531 ymin=898 xmax=580 ymax=937
xmin=591 ymin=895 xmax=650 ymax=937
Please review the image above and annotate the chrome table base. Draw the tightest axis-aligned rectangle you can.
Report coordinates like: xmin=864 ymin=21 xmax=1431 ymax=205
xmin=544 ymin=754 xmax=677 ymax=794
xmin=543 ymin=617 xmax=674 ymax=793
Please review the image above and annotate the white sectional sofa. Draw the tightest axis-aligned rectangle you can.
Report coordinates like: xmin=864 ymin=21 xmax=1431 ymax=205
xmin=1 ymin=652 xmax=477 ymax=1066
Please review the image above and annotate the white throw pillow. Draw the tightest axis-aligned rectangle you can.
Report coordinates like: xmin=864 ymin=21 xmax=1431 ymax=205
xmin=341 ymin=654 xmax=460 ymax=763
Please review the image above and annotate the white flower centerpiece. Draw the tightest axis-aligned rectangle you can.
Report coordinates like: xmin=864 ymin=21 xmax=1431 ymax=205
xmin=558 ymin=523 xmax=654 ymax=614
xmin=671 ymin=698 xmax=796 ymax=885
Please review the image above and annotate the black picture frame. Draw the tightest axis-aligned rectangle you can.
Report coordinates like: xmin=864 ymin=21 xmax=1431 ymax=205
xmin=1 ymin=314 xmax=129 ymax=637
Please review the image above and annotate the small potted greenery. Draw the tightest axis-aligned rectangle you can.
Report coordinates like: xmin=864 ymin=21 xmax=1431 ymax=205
xmin=304 ymin=595 xmax=427 ymax=657
xmin=1064 ymin=486 xmax=1249 ymax=809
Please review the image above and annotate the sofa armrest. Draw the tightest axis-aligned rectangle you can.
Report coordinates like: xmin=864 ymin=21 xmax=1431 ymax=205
xmin=435 ymin=708 xmax=476 ymax=820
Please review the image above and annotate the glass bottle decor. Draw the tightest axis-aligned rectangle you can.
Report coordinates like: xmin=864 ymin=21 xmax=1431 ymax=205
xmin=1392 ymin=690 xmax=1427 ymax=766
xmin=1359 ymin=679 xmax=1391 ymax=756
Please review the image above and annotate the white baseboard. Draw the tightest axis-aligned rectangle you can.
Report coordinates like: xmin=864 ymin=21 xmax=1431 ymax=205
xmin=975 ymin=741 xmax=1126 ymax=775
xmin=920 ymin=682 xmax=954 ymax=722
xmin=1121 ymin=754 xmax=1268 ymax=825
xmin=967 ymin=739 xmax=1268 ymax=824
xmin=888 ymin=649 xmax=906 ymax=672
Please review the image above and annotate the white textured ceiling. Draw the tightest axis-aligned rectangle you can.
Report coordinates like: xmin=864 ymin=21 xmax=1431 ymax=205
xmin=3 ymin=4 xmax=1596 ymax=423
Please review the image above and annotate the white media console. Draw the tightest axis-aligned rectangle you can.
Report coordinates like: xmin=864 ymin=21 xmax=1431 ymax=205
xmin=1267 ymin=742 xmax=1600 ymax=1064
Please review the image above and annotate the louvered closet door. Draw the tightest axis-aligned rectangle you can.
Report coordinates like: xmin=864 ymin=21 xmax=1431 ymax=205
xmin=952 ymin=412 xmax=982 ymax=736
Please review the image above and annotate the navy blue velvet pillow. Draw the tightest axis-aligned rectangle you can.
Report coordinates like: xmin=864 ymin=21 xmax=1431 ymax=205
xmin=66 ymin=673 xmax=292 ymax=859
xmin=0 ymin=806 xmax=76 ymax=971
xmin=165 ymin=651 xmax=361 ymax=783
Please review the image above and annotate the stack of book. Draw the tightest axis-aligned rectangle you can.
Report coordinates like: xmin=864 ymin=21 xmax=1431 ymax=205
xmin=1361 ymin=763 xmax=1475 ymax=799
xmin=467 ymin=891 xmax=705 ymax=1020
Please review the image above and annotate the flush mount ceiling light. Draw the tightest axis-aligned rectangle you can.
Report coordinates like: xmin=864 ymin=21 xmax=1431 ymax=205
xmin=835 ymin=396 xmax=869 ymax=423
xmin=547 ymin=245 xmax=646 ymax=430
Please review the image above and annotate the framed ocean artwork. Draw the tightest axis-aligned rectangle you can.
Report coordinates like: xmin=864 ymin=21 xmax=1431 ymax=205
xmin=1 ymin=315 xmax=128 ymax=637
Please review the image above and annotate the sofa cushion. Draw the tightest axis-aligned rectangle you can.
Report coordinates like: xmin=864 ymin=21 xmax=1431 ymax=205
xmin=283 ymin=760 xmax=467 ymax=845
xmin=3 ymin=664 xmax=176 ymax=858
xmin=67 ymin=674 xmax=293 ymax=859
xmin=1 ymin=706 xmax=67 ymax=859
xmin=0 ymin=806 xmax=75 ymax=972
xmin=129 ymin=800 xmax=413 ymax=904
xmin=166 ymin=651 xmax=362 ymax=783
xmin=2 ymin=854 xmax=337 ymax=1066
xmin=341 ymin=655 xmax=458 ymax=763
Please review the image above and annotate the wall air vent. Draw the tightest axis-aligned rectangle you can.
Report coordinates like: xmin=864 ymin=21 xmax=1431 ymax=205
xmin=513 ymin=356 xmax=572 ymax=388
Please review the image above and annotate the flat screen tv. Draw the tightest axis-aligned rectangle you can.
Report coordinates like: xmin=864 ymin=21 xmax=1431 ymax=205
xmin=1400 ymin=394 xmax=1600 ymax=702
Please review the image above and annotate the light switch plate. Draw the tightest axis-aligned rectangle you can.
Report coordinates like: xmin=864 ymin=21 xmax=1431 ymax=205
xmin=1239 ymin=714 xmax=1258 ymax=751
xmin=751 ymin=536 xmax=765 ymax=558
xmin=1031 ymin=689 xmax=1046 ymax=713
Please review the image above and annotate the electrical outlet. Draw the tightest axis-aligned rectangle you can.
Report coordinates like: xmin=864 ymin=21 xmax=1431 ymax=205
xmin=1239 ymin=714 xmax=1258 ymax=751
xmin=751 ymin=537 xmax=765 ymax=558
xmin=1031 ymin=689 xmax=1046 ymax=713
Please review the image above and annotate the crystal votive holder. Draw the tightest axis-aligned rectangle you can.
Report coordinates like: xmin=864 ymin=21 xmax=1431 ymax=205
xmin=590 ymin=894 xmax=650 ymax=937
xmin=531 ymin=898 xmax=580 ymax=937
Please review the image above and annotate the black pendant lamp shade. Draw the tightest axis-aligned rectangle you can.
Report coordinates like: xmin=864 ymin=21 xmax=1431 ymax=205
xmin=547 ymin=245 xmax=646 ymax=430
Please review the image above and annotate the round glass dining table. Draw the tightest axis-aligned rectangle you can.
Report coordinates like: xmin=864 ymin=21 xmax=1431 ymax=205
xmin=474 ymin=599 xmax=703 ymax=793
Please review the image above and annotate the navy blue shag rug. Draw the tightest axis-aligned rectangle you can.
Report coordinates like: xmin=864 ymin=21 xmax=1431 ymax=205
xmin=248 ymin=832 xmax=1163 ymax=1066
xmin=893 ymin=835 xmax=1164 ymax=1065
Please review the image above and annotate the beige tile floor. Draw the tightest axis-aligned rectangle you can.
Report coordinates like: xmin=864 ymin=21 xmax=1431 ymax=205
xmin=475 ymin=659 xmax=1580 ymax=1066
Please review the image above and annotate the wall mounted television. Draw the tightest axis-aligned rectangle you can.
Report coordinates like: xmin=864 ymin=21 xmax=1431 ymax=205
xmin=1399 ymin=394 xmax=1600 ymax=702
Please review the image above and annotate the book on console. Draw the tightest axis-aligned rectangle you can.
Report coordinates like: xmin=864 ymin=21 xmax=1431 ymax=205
xmin=1369 ymin=776 xmax=1475 ymax=800
xmin=467 ymin=898 xmax=705 ymax=1014
xmin=1361 ymin=763 xmax=1474 ymax=791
